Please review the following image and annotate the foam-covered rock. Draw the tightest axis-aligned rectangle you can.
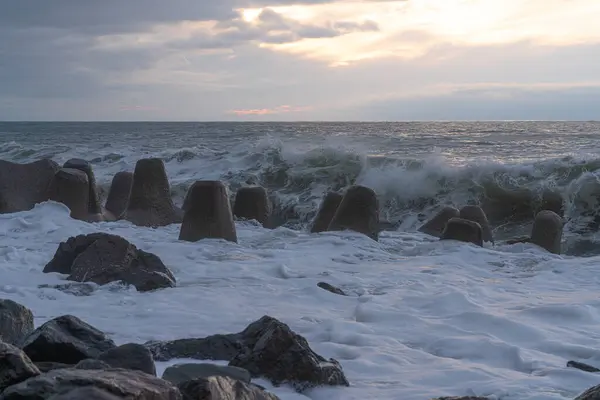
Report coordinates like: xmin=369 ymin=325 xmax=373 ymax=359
xmin=98 ymin=343 xmax=156 ymax=376
xmin=230 ymin=316 xmax=349 ymax=392
xmin=0 ymin=341 xmax=40 ymax=392
xmin=0 ymin=159 xmax=59 ymax=214
xmin=440 ymin=217 xmax=483 ymax=247
xmin=50 ymin=168 xmax=90 ymax=221
xmin=179 ymin=181 xmax=237 ymax=243
xmin=124 ymin=158 xmax=183 ymax=227
xmin=21 ymin=315 xmax=116 ymax=364
xmin=575 ymin=384 xmax=600 ymax=400
xmin=43 ymin=233 xmax=176 ymax=292
xmin=317 ymin=282 xmax=346 ymax=296
xmin=530 ymin=210 xmax=563 ymax=254
xmin=419 ymin=206 xmax=460 ymax=238
xmin=233 ymin=186 xmax=272 ymax=227
xmin=162 ymin=363 xmax=251 ymax=385
xmin=459 ymin=205 xmax=493 ymax=243
xmin=310 ymin=192 xmax=343 ymax=233
xmin=328 ymin=185 xmax=379 ymax=241
xmin=177 ymin=376 xmax=279 ymax=400
xmin=0 ymin=368 xmax=182 ymax=400
xmin=105 ymin=171 xmax=133 ymax=219
xmin=0 ymin=299 xmax=34 ymax=346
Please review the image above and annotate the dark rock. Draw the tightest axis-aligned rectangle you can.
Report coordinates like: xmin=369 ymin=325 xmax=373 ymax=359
xmin=317 ymin=282 xmax=346 ymax=296
xmin=567 ymin=360 xmax=600 ymax=373
xmin=75 ymin=359 xmax=112 ymax=370
xmin=145 ymin=334 xmax=243 ymax=362
xmin=162 ymin=363 xmax=251 ymax=385
xmin=419 ymin=206 xmax=460 ymax=238
xmin=49 ymin=168 xmax=91 ymax=221
xmin=98 ymin=343 xmax=156 ymax=376
xmin=575 ymin=384 xmax=600 ymax=400
xmin=34 ymin=361 xmax=71 ymax=373
xmin=124 ymin=158 xmax=183 ymax=227
xmin=310 ymin=192 xmax=343 ymax=233
xmin=0 ymin=299 xmax=34 ymax=346
xmin=179 ymin=181 xmax=237 ymax=243
xmin=63 ymin=158 xmax=102 ymax=215
xmin=0 ymin=368 xmax=182 ymax=400
xmin=47 ymin=386 xmax=123 ymax=400
xmin=328 ymin=185 xmax=379 ymax=241
xmin=21 ymin=314 xmax=116 ymax=364
xmin=38 ymin=283 xmax=96 ymax=297
xmin=43 ymin=233 xmax=176 ymax=292
xmin=530 ymin=210 xmax=563 ymax=254
xmin=504 ymin=236 xmax=530 ymax=245
xmin=229 ymin=316 xmax=349 ymax=393
xmin=177 ymin=376 xmax=279 ymax=400
xmin=441 ymin=218 xmax=483 ymax=247
xmin=0 ymin=341 xmax=40 ymax=392
xmin=0 ymin=159 xmax=60 ymax=214
xmin=105 ymin=171 xmax=133 ymax=219
xmin=233 ymin=186 xmax=272 ymax=228
xmin=459 ymin=205 xmax=493 ymax=243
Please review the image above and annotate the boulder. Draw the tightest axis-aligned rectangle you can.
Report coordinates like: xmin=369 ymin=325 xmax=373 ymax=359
xmin=567 ymin=360 xmax=600 ymax=373
xmin=50 ymin=168 xmax=90 ymax=221
xmin=63 ymin=158 xmax=114 ymax=222
xmin=0 ymin=299 xmax=34 ymax=346
xmin=179 ymin=181 xmax=237 ymax=243
xmin=310 ymin=192 xmax=343 ymax=233
xmin=75 ymin=359 xmax=112 ymax=370
xmin=43 ymin=233 xmax=176 ymax=292
xmin=459 ymin=205 xmax=493 ymax=243
xmin=575 ymin=385 xmax=600 ymax=400
xmin=327 ymin=185 xmax=379 ymax=241
xmin=317 ymin=282 xmax=346 ymax=296
xmin=124 ymin=158 xmax=183 ymax=227
xmin=162 ymin=363 xmax=251 ymax=385
xmin=21 ymin=314 xmax=116 ymax=364
xmin=145 ymin=334 xmax=244 ymax=362
xmin=233 ymin=186 xmax=272 ymax=228
xmin=98 ymin=343 xmax=156 ymax=376
xmin=47 ymin=386 xmax=123 ymax=400
xmin=419 ymin=206 xmax=460 ymax=238
xmin=105 ymin=171 xmax=133 ymax=219
xmin=440 ymin=218 xmax=483 ymax=247
xmin=35 ymin=361 xmax=72 ymax=373
xmin=0 ymin=159 xmax=59 ymax=214
xmin=0 ymin=368 xmax=182 ymax=400
xmin=0 ymin=341 xmax=40 ymax=392
xmin=230 ymin=316 xmax=349 ymax=392
xmin=177 ymin=376 xmax=279 ymax=400
xmin=530 ymin=210 xmax=563 ymax=254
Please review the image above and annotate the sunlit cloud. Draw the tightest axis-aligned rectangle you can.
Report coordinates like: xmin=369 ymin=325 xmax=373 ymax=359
xmin=230 ymin=105 xmax=312 ymax=116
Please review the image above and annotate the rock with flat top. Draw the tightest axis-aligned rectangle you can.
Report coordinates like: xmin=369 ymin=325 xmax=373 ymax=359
xmin=328 ymin=185 xmax=379 ymax=241
xmin=311 ymin=192 xmax=343 ymax=233
xmin=105 ymin=171 xmax=133 ymax=219
xmin=0 ymin=159 xmax=59 ymax=214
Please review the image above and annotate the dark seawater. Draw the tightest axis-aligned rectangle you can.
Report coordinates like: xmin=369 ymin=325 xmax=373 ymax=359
xmin=1 ymin=121 xmax=600 ymax=254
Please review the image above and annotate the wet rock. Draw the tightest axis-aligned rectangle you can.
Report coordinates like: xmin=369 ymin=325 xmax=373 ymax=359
xmin=419 ymin=206 xmax=460 ymax=238
xmin=328 ymin=185 xmax=379 ymax=241
xmin=530 ymin=210 xmax=563 ymax=254
xmin=75 ymin=359 xmax=111 ymax=370
xmin=162 ymin=363 xmax=251 ymax=385
xmin=98 ymin=343 xmax=156 ymax=376
xmin=317 ymin=282 xmax=346 ymax=296
xmin=230 ymin=316 xmax=349 ymax=392
xmin=177 ymin=376 xmax=279 ymax=400
xmin=441 ymin=217 xmax=483 ymax=247
xmin=503 ymin=236 xmax=530 ymax=245
xmin=0 ymin=299 xmax=34 ymax=346
xmin=38 ymin=283 xmax=97 ymax=297
xmin=0 ymin=368 xmax=182 ymax=400
xmin=233 ymin=186 xmax=272 ymax=228
xmin=567 ymin=360 xmax=600 ymax=373
xmin=47 ymin=386 xmax=123 ymax=400
xmin=34 ymin=361 xmax=71 ymax=373
xmin=459 ymin=205 xmax=493 ymax=243
xmin=43 ymin=233 xmax=176 ymax=292
xmin=145 ymin=334 xmax=244 ymax=362
xmin=49 ymin=168 xmax=90 ymax=221
xmin=179 ymin=181 xmax=237 ymax=243
xmin=0 ymin=159 xmax=60 ymax=214
xmin=105 ymin=171 xmax=133 ymax=219
xmin=310 ymin=192 xmax=343 ymax=233
xmin=575 ymin=384 xmax=600 ymax=400
xmin=63 ymin=159 xmax=102 ymax=214
xmin=124 ymin=158 xmax=183 ymax=227
xmin=0 ymin=341 xmax=40 ymax=392
xmin=21 ymin=314 xmax=116 ymax=364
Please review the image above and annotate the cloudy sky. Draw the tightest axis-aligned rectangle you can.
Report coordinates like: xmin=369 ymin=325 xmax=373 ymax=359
xmin=1 ymin=0 xmax=600 ymax=121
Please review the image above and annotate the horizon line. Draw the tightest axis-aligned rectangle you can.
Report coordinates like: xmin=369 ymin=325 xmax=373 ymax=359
xmin=0 ymin=119 xmax=598 ymax=123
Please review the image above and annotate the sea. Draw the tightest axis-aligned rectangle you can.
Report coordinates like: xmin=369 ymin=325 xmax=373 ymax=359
xmin=1 ymin=121 xmax=600 ymax=399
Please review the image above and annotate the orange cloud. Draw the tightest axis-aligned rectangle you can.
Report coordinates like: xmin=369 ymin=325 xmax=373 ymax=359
xmin=230 ymin=105 xmax=312 ymax=116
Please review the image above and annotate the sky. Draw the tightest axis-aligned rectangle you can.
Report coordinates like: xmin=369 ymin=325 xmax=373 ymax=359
xmin=1 ymin=0 xmax=600 ymax=121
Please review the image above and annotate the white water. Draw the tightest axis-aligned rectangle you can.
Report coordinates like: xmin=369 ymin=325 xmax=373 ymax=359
xmin=1 ymin=201 xmax=599 ymax=399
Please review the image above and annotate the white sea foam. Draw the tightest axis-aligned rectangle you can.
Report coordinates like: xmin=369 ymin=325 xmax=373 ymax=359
xmin=1 ymin=201 xmax=599 ymax=399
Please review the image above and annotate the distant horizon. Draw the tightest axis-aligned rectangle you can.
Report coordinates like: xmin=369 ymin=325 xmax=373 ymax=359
xmin=0 ymin=119 xmax=598 ymax=124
